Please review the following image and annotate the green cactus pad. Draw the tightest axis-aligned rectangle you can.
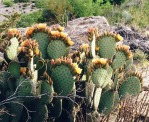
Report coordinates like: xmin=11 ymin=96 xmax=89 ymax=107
xmin=102 ymin=66 xmax=113 ymax=88
xmin=16 ymin=76 xmax=35 ymax=96
xmin=32 ymin=104 xmax=48 ymax=122
xmin=35 ymin=60 xmax=44 ymax=70
xmin=40 ymin=80 xmax=53 ymax=104
xmin=119 ymin=76 xmax=141 ymax=98
xmin=5 ymin=37 xmax=19 ymax=60
xmin=97 ymin=36 xmax=116 ymax=59
xmin=51 ymin=65 xmax=74 ymax=96
xmin=112 ymin=51 xmax=127 ymax=69
xmin=47 ymin=40 xmax=69 ymax=60
xmin=31 ymin=32 xmax=49 ymax=59
xmin=0 ymin=71 xmax=11 ymax=96
xmin=8 ymin=61 xmax=20 ymax=79
xmin=48 ymin=98 xmax=62 ymax=118
xmin=0 ymin=105 xmax=9 ymax=122
xmin=91 ymin=68 xmax=107 ymax=88
xmin=98 ymin=90 xmax=119 ymax=115
xmin=6 ymin=91 xmax=23 ymax=122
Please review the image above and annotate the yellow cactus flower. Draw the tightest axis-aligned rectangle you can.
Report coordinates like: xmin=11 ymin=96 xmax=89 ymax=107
xmin=115 ymin=34 xmax=123 ymax=41
xmin=73 ymin=63 xmax=82 ymax=74
xmin=67 ymin=37 xmax=74 ymax=46
xmin=128 ymin=52 xmax=133 ymax=59
xmin=123 ymin=45 xmax=130 ymax=51
xmin=34 ymin=48 xmax=40 ymax=55
xmin=26 ymin=27 xmax=34 ymax=37
xmin=95 ymin=45 xmax=99 ymax=51
xmin=38 ymin=23 xmax=47 ymax=30
xmin=60 ymin=32 xmax=68 ymax=38
xmin=57 ymin=26 xmax=64 ymax=32
xmin=82 ymin=44 xmax=89 ymax=49
xmin=92 ymin=58 xmax=108 ymax=65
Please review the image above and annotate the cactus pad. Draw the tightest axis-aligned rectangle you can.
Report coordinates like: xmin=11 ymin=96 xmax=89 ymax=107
xmin=91 ymin=68 xmax=108 ymax=88
xmin=31 ymin=32 xmax=49 ymax=59
xmin=119 ymin=76 xmax=141 ymax=98
xmin=16 ymin=76 xmax=35 ymax=96
xmin=48 ymin=98 xmax=62 ymax=118
xmin=97 ymin=36 xmax=116 ymax=59
xmin=98 ymin=90 xmax=119 ymax=115
xmin=8 ymin=61 xmax=20 ymax=79
xmin=40 ymin=80 xmax=54 ymax=104
xmin=51 ymin=65 xmax=74 ymax=96
xmin=112 ymin=51 xmax=127 ymax=69
xmin=0 ymin=71 xmax=11 ymax=95
xmin=5 ymin=37 xmax=19 ymax=60
xmin=47 ymin=40 xmax=69 ymax=60
xmin=32 ymin=104 xmax=48 ymax=122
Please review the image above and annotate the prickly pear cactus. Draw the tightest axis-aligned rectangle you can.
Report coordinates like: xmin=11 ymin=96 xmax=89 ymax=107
xmin=98 ymin=90 xmax=119 ymax=115
xmin=0 ymin=23 xmax=144 ymax=121
xmin=96 ymin=31 xmax=123 ymax=59
xmin=8 ymin=61 xmax=20 ymax=79
xmin=119 ymin=73 xmax=143 ymax=98
xmin=26 ymin=24 xmax=50 ymax=59
xmin=112 ymin=45 xmax=132 ymax=69
xmin=15 ymin=76 xmax=35 ymax=97
xmin=47 ymin=28 xmax=74 ymax=60
xmin=5 ymin=37 xmax=19 ymax=61
xmin=51 ymin=57 xmax=81 ymax=96
xmin=40 ymin=80 xmax=54 ymax=104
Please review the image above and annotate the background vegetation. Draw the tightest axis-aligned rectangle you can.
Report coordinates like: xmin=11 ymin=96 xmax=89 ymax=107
xmin=3 ymin=0 xmax=146 ymax=29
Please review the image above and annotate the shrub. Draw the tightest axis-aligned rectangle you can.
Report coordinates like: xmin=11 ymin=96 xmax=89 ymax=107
xmin=34 ymin=0 xmax=49 ymax=8
xmin=16 ymin=11 xmax=43 ymax=27
xmin=14 ymin=0 xmax=30 ymax=2
xmin=2 ymin=0 xmax=14 ymax=7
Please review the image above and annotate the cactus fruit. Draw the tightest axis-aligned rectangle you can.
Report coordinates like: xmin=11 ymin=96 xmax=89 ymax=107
xmin=8 ymin=61 xmax=20 ymax=79
xmin=98 ymin=90 xmax=119 ymax=115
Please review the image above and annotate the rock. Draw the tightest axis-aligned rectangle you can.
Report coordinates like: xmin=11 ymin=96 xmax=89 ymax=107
xmin=114 ymin=24 xmax=149 ymax=54
xmin=64 ymin=16 xmax=111 ymax=51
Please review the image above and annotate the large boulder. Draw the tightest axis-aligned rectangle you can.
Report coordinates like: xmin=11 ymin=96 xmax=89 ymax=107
xmin=64 ymin=16 xmax=110 ymax=51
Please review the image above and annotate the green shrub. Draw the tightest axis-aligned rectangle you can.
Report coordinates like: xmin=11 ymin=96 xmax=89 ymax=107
xmin=14 ymin=0 xmax=30 ymax=3
xmin=34 ymin=0 xmax=50 ymax=8
xmin=93 ymin=2 xmax=113 ymax=16
xmin=16 ymin=11 xmax=43 ymax=27
xmin=70 ymin=0 xmax=94 ymax=17
xmin=2 ymin=0 xmax=14 ymax=7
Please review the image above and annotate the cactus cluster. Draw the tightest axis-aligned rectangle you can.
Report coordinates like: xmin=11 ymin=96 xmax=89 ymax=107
xmin=0 ymin=23 xmax=143 ymax=122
